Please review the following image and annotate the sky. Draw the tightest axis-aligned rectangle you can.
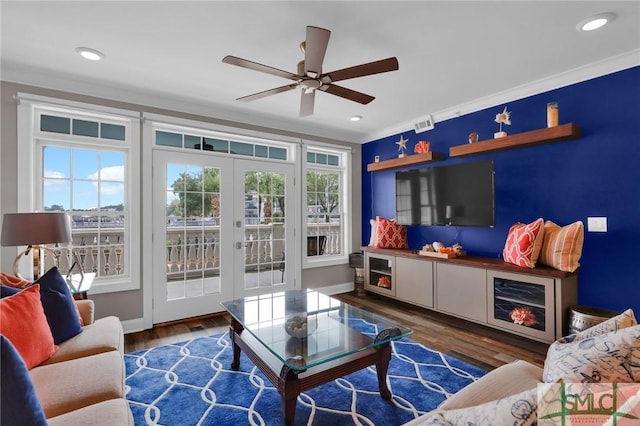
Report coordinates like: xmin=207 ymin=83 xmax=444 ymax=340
xmin=43 ymin=146 xmax=125 ymax=211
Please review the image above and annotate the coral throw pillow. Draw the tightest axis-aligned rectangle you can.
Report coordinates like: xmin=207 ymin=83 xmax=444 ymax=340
xmin=538 ymin=220 xmax=584 ymax=272
xmin=0 ymin=285 xmax=58 ymax=369
xmin=375 ymin=216 xmax=408 ymax=249
xmin=0 ymin=272 xmax=31 ymax=289
xmin=502 ymin=218 xmax=545 ymax=268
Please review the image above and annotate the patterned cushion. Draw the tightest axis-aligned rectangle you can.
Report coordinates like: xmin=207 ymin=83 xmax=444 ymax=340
xmin=573 ymin=308 xmax=636 ymax=340
xmin=418 ymin=387 xmax=538 ymax=426
xmin=538 ymin=220 xmax=584 ymax=272
xmin=0 ymin=285 xmax=58 ymax=369
xmin=374 ymin=216 xmax=408 ymax=249
xmin=543 ymin=324 xmax=640 ymax=383
xmin=502 ymin=218 xmax=545 ymax=268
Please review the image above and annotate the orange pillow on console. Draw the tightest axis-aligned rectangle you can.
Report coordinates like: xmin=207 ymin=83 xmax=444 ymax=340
xmin=375 ymin=216 xmax=408 ymax=249
xmin=538 ymin=220 xmax=584 ymax=272
xmin=502 ymin=218 xmax=545 ymax=268
xmin=0 ymin=285 xmax=58 ymax=369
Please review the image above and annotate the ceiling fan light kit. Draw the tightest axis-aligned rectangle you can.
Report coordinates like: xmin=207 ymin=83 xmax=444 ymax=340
xmin=222 ymin=26 xmax=399 ymax=117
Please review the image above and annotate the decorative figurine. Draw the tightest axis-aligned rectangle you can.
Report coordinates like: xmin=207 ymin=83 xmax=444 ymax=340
xmin=396 ymin=135 xmax=408 ymax=157
xmin=468 ymin=132 xmax=478 ymax=143
xmin=414 ymin=140 xmax=431 ymax=154
xmin=494 ymin=106 xmax=511 ymax=138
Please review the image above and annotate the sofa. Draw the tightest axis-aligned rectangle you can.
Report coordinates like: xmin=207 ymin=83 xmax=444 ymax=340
xmin=0 ymin=268 xmax=132 ymax=425
xmin=403 ymin=308 xmax=640 ymax=425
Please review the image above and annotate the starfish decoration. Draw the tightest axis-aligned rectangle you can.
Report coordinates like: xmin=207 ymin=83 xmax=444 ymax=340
xmin=396 ymin=135 xmax=408 ymax=154
xmin=494 ymin=106 xmax=512 ymax=133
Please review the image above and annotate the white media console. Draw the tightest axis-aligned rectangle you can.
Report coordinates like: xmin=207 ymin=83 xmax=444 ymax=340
xmin=363 ymin=247 xmax=578 ymax=343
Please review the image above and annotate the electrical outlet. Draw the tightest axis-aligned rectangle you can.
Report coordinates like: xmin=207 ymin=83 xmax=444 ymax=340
xmin=587 ymin=217 xmax=607 ymax=232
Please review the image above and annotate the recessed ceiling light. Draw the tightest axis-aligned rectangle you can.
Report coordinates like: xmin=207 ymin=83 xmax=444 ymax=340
xmin=75 ymin=47 xmax=104 ymax=61
xmin=350 ymin=115 xmax=362 ymax=122
xmin=577 ymin=13 xmax=615 ymax=32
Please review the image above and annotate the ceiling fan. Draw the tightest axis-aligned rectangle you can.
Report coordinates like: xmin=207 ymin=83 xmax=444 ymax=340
xmin=222 ymin=26 xmax=399 ymax=117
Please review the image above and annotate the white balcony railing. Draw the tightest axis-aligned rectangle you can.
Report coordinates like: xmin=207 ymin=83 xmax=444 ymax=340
xmin=43 ymin=222 xmax=342 ymax=279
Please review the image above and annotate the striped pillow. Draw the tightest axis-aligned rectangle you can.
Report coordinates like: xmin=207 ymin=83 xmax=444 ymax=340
xmin=539 ymin=220 xmax=584 ymax=272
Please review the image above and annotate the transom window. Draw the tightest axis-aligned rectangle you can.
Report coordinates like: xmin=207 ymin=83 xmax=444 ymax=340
xmin=154 ymin=129 xmax=289 ymax=160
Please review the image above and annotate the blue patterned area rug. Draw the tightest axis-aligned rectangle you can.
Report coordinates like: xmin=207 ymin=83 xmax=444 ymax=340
xmin=125 ymin=331 xmax=485 ymax=425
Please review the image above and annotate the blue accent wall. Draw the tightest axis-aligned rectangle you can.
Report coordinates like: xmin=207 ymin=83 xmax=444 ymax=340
xmin=362 ymin=66 xmax=640 ymax=314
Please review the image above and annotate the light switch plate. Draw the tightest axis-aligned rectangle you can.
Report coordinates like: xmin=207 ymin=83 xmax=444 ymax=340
xmin=587 ymin=217 xmax=607 ymax=232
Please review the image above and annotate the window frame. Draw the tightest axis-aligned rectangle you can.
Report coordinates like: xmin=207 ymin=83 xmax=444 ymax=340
xmin=302 ymin=144 xmax=352 ymax=269
xmin=17 ymin=93 xmax=141 ymax=294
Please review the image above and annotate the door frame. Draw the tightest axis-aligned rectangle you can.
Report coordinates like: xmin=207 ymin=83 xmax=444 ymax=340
xmin=151 ymin=151 xmax=299 ymax=324
xmin=139 ymin=113 xmax=302 ymax=331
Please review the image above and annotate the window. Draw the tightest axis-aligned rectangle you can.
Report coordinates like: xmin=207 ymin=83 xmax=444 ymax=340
xmin=304 ymin=146 xmax=351 ymax=265
xmin=18 ymin=95 xmax=140 ymax=293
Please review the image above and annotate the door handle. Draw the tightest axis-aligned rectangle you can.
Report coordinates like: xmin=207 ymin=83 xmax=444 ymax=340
xmin=235 ymin=242 xmax=249 ymax=249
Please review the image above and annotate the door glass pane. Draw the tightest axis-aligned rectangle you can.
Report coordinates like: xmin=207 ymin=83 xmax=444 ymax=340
xmin=165 ymin=163 xmax=221 ymax=302
xmin=243 ymin=170 xmax=286 ymax=290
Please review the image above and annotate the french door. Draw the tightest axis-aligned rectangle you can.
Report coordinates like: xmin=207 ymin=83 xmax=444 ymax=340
xmin=152 ymin=151 xmax=295 ymax=324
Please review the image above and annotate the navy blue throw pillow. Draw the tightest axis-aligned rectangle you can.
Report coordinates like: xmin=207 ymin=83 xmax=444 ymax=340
xmin=34 ymin=267 xmax=83 ymax=344
xmin=0 ymin=335 xmax=48 ymax=425
xmin=0 ymin=284 xmax=21 ymax=298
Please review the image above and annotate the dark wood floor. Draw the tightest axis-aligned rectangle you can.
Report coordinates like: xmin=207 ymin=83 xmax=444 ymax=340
xmin=124 ymin=291 xmax=549 ymax=371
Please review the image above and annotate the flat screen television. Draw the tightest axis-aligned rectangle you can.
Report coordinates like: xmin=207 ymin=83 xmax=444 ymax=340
xmin=395 ymin=160 xmax=495 ymax=227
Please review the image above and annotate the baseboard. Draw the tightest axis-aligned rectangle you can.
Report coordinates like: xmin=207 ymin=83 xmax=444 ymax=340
xmin=121 ymin=317 xmax=150 ymax=334
xmin=313 ymin=281 xmax=354 ymax=296
xmin=122 ymin=282 xmax=354 ymax=334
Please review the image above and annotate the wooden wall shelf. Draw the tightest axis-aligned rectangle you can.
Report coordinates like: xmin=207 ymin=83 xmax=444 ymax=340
xmin=367 ymin=152 xmax=444 ymax=172
xmin=449 ymin=123 xmax=581 ymax=158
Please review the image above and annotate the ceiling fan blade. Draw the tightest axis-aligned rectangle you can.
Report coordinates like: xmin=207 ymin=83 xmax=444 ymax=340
xmin=321 ymin=57 xmax=399 ymax=83
xmin=320 ymin=84 xmax=375 ymax=105
xmin=237 ymin=83 xmax=299 ymax=102
xmin=222 ymin=55 xmax=300 ymax=81
xmin=300 ymin=89 xmax=315 ymax=117
xmin=304 ymin=26 xmax=330 ymax=77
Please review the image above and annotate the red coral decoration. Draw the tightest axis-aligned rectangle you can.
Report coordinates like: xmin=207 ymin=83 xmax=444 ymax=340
xmin=510 ymin=307 xmax=537 ymax=327
xmin=377 ymin=276 xmax=391 ymax=288
xmin=414 ymin=140 xmax=430 ymax=154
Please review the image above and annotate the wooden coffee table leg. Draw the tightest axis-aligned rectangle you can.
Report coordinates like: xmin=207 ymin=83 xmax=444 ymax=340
xmin=230 ymin=318 xmax=244 ymax=371
xmin=278 ymin=361 xmax=305 ymax=426
xmin=375 ymin=343 xmax=393 ymax=400
xmin=374 ymin=327 xmax=401 ymax=400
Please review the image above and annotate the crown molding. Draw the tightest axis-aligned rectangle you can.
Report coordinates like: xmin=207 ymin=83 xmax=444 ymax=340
xmin=1 ymin=62 xmax=360 ymax=144
xmin=362 ymin=49 xmax=640 ymax=144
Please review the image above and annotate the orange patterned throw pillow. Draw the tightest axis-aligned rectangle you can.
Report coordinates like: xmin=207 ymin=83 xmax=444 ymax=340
xmin=539 ymin=220 xmax=584 ymax=272
xmin=502 ymin=218 xmax=545 ymax=268
xmin=375 ymin=216 xmax=408 ymax=249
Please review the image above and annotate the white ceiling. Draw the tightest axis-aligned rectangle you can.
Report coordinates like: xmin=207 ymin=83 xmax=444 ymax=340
xmin=2 ymin=1 xmax=639 ymax=143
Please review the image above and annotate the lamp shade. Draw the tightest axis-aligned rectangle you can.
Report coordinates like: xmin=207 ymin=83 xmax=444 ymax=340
xmin=1 ymin=212 xmax=72 ymax=247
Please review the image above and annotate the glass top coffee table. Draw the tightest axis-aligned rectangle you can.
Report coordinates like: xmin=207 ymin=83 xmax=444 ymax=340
xmin=221 ymin=289 xmax=412 ymax=425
